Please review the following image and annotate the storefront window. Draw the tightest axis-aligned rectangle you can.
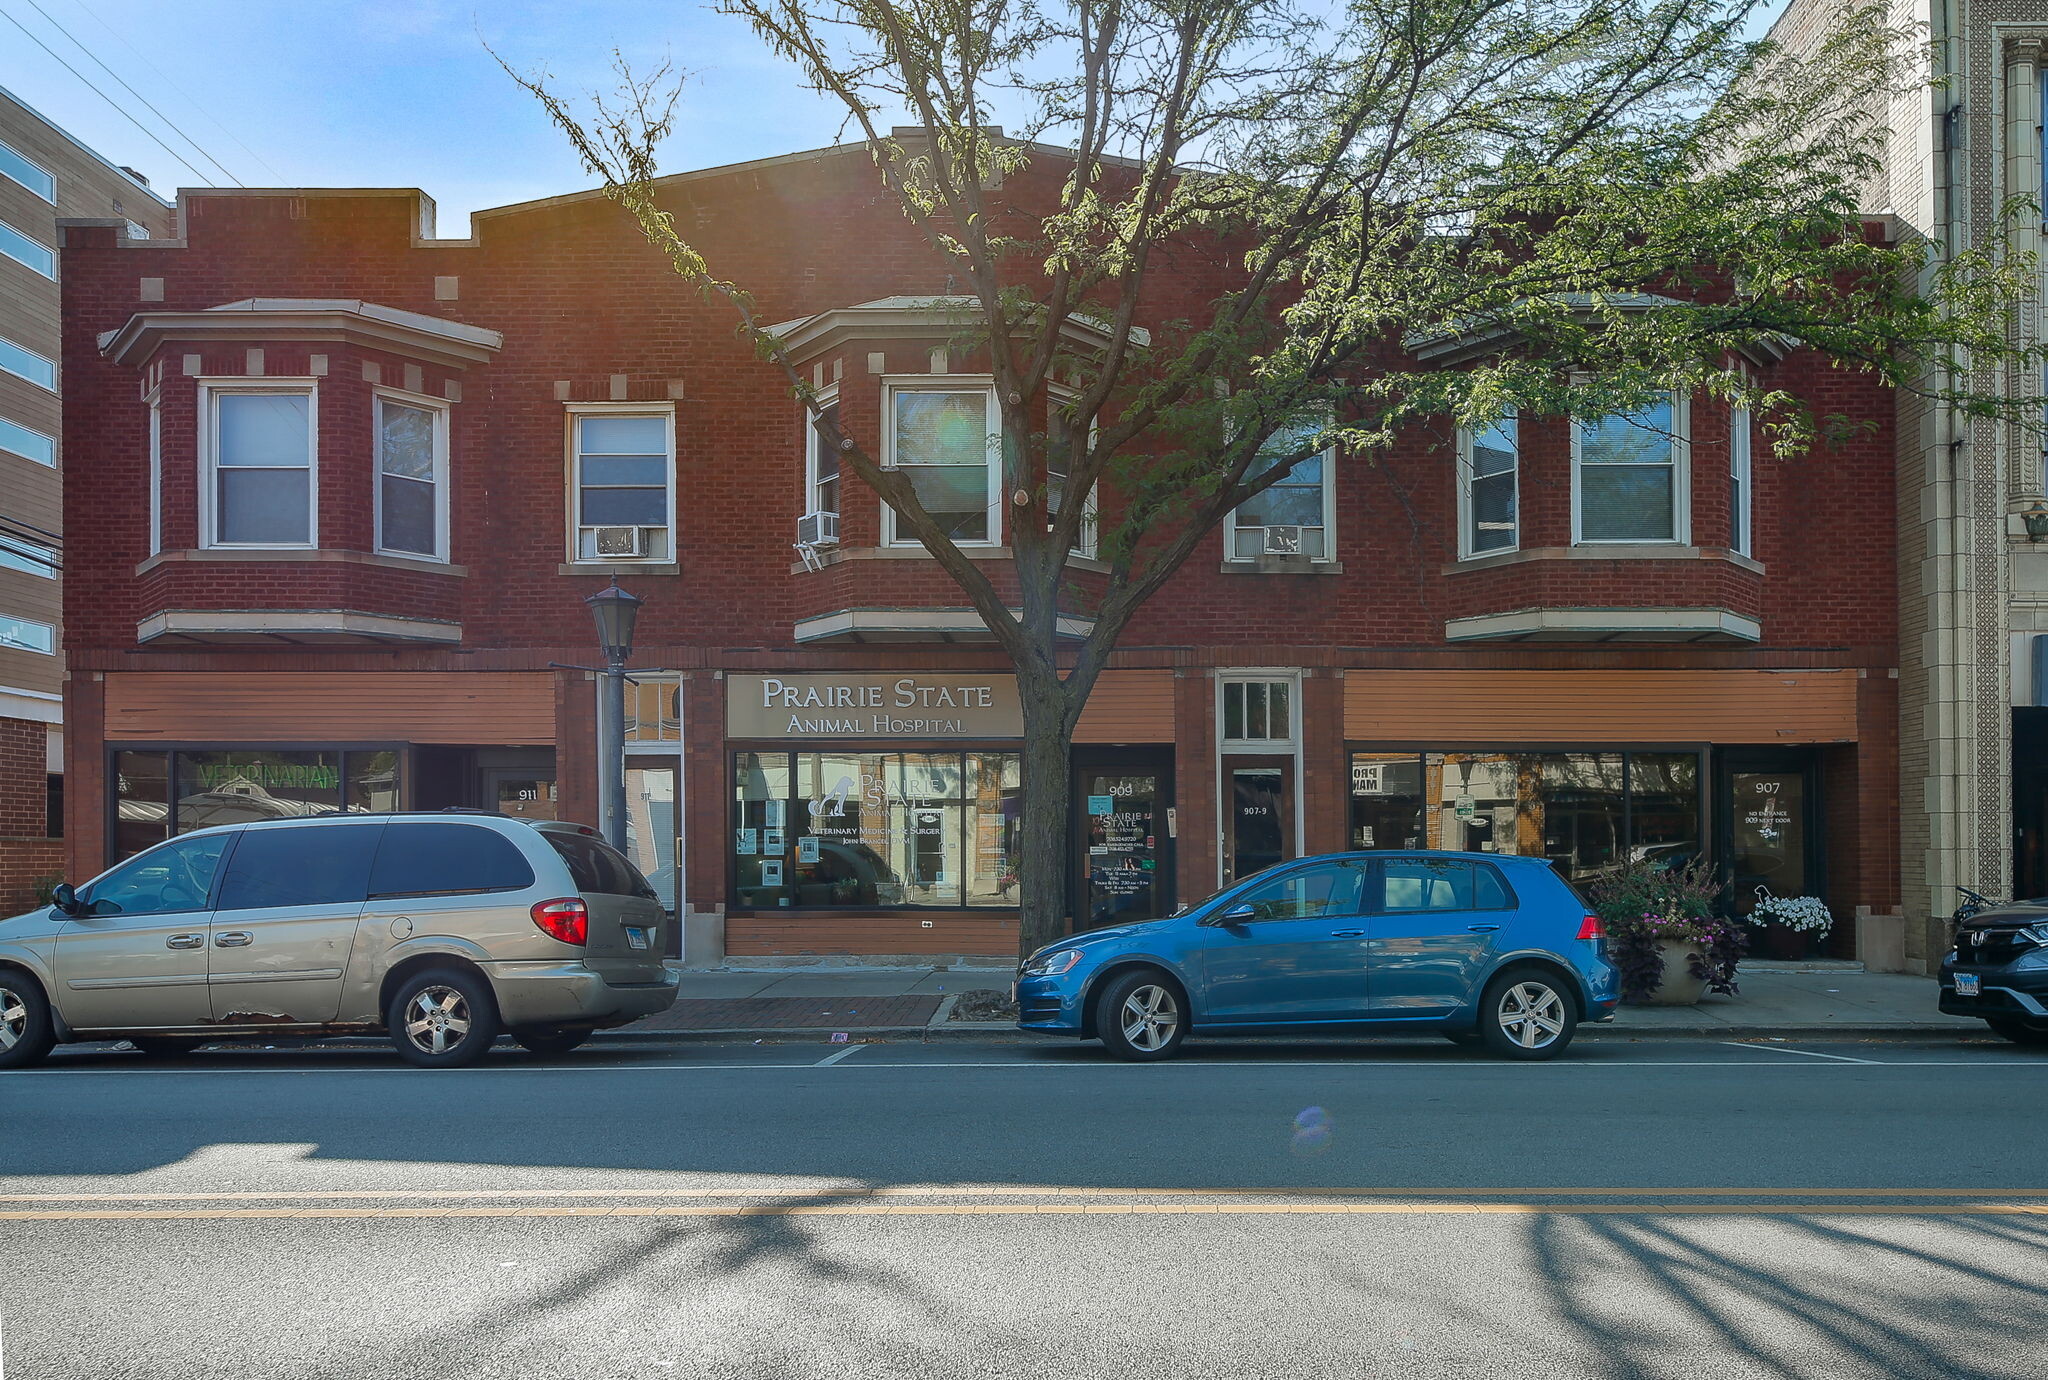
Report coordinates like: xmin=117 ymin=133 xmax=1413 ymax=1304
xmin=1348 ymin=748 xmax=1701 ymax=887
xmin=108 ymin=748 xmax=406 ymax=862
xmin=733 ymin=750 xmax=1023 ymax=909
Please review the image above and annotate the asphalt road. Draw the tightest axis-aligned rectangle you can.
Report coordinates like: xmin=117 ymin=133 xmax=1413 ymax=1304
xmin=6 ymin=1033 xmax=2048 ymax=1379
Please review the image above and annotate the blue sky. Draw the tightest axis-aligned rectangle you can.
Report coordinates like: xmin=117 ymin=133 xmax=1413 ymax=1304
xmin=4 ymin=0 xmax=1792 ymax=235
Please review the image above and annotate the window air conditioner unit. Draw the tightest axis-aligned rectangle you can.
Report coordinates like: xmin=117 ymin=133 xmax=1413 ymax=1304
xmin=797 ymin=510 xmax=840 ymax=546
xmin=592 ymin=525 xmax=647 ymax=558
xmin=1261 ymin=525 xmax=1306 ymax=556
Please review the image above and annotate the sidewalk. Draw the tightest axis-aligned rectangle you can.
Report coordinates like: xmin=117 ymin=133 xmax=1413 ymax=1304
xmin=609 ymin=961 xmax=1979 ymax=1040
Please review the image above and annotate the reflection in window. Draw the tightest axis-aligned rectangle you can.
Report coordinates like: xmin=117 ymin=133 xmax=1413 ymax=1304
xmin=624 ymin=677 xmax=683 ymax=742
xmin=732 ymin=750 xmax=1022 ymax=908
xmin=1223 ymin=679 xmax=1292 ymax=743
xmin=1231 ymin=860 xmax=1363 ymax=920
xmin=109 ymin=749 xmax=404 ymax=861
xmin=1230 ymin=419 xmax=1332 ymax=559
xmin=891 ymin=389 xmax=996 ymax=544
xmin=1346 ymin=749 xmax=1701 ymax=887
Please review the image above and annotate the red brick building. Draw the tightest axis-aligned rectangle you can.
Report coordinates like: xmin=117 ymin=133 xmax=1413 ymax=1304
xmin=55 ymin=144 xmax=1899 ymax=960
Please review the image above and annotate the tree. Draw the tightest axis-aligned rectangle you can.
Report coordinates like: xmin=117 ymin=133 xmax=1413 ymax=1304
xmin=505 ymin=0 xmax=2040 ymax=959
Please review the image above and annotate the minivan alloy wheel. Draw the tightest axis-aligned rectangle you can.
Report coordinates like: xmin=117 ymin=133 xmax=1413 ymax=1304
xmin=0 ymin=983 xmax=26 ymax=1051
xmin=1497 ymin=982 xmax=1566 ymax=1050
xmin=1121 ymin=984 xmax=1180 ymax=1053
xmin=403 ymin=985 xmax=475 ymax=1056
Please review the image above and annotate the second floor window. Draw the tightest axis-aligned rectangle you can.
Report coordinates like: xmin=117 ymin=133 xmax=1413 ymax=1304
xmin=572 ymin=411 xmax=674 ymax=562
xmin=376 ymin=394 xmax=447 ymax=560
xmin=1460 ymin=410 xmax=1518 ymax=556
xmin=1228 ymin=419 xmax=1334 ymax=561
xmin=206 ymin=388 xmax=313 ymax=547
xmin=1730 ymin=406 xmax=1752 ymax=557
xmin=1573 ymin=397 xmax=1685 ymax=544
xmin=887 ymin=384 xmax=998 ymax=545
xmin=806 ymin=393 xmax=840 ymax=519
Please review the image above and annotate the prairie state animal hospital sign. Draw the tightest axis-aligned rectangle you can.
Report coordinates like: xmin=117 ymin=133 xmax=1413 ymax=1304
xmin=727 ymin=674 xmax=1025 ymax=739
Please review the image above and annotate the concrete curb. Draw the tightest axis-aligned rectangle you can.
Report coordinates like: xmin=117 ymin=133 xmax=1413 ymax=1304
xmin=587 ymin=1021 xmax=1988 ymax=1045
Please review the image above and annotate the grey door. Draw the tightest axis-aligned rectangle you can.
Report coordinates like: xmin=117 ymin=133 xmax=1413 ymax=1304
xmin=206 ymin=822 xmax=382 ymax=1024
xmin=53 ymin=832 xmax=232 ymax=1029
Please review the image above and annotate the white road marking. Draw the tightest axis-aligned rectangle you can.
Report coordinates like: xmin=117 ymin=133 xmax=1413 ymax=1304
xmin=813 ymin=1044 xmax=868 ymax=1067
xmin=1719 ymin=1042 xmax=1880 ymax=1065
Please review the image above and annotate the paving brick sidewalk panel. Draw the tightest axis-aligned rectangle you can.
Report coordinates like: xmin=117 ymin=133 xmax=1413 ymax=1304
xmin=626 ymin=996 xmax=944 ymax=1032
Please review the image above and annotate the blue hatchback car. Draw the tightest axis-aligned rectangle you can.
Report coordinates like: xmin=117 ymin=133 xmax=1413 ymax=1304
xmin=1015 ymin=850 xmax=1619 ymax=1060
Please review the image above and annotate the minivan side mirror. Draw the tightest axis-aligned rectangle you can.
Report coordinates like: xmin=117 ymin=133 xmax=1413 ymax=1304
xmin=50 ymin=883 xmax=81 ymax=916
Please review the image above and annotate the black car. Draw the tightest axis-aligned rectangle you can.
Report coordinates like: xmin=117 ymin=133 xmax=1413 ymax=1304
xmin=1939 ymin=902 xmax=2048 ymax=1045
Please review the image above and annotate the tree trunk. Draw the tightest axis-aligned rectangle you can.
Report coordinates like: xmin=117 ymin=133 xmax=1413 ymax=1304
xmin=1015 ymin=670 xmax=1075 ymax=960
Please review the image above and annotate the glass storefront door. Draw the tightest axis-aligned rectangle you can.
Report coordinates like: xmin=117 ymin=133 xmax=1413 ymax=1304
xmin=1225 ymin=757 xmax=1294 ymax=884
xmin=1716 ymin=749 xmax=1818 ymax=916
xmin=1074 ymin=751 xmax=1173 ymax=929
xmin=625 ymin=761 xmax=681 ymax=930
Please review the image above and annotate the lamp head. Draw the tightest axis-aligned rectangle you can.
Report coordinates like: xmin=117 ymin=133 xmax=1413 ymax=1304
xmin=585 ymin=580 xmax=643 ymax=662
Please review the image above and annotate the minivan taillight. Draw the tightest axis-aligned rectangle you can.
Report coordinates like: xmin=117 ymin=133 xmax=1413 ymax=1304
xmin=1576 ymin=914 xmax=1604 ymax=941
xmin=531 ymin=897 xmax=588 ymax=946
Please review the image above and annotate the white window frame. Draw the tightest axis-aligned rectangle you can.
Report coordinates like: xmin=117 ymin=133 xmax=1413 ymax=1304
xmin=0 ymin=137 xmax=54 ymax=202
xmin=881 ymin=376 xmax=1003 ymax=548
xmin=0 ymin=534 xmax=56 ymax=579
xmin=803 ymin=384 xmax=841 ymax=522
xmin=564 ymin=403 xmax=678 ymax=565
xmin=373 ymin=387 xmax=451 ymax=562
xmin=0 ymin=220 xmax=55 ymax=279
xmin=0 ymin=613 xmax=55 ymax=655
xmin=1046 ymin=385 xmax=1099 ymax=558
xmin=1570 ymin=393 xmax=1689 ymax=546
xmin=1730 ymin=405 xmax=1752 ymax=557
xmin=0 ymin=415 xmax=55 ymax=468
xmin=1456 ymin=409 xmax=1520 ymax=559
xmin=1213 ymin=668 xmax=1306 ymax=885
xmin=198 ymin=379 xmax=319 ymax=551
xmin=146 ymin=387 xmax=162 ymax=555
xmin=0 ymin=332 xmax=56 ymax=392
xmin=1224 ymin=417 xmax=1338 ymax=564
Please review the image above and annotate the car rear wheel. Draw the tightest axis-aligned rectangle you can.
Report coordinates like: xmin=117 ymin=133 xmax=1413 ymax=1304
xmin=1477 ymin=966 xmax=1577 ymax=1060
xmin=0 ymin=974 xmax=56 ymax=1070
xmin=511 ymin=1027 xmax=592 ymax=1056
xmin=1095 ymin=970 xmax=1186 ymax=1062
xmin=128 ymin=1037 xmax=204 ymax=1058
xmin=1985 ymin=1017 xmax=2048 ymax=1046
xmin=388 ymin=968 xmax=502 ymax=1068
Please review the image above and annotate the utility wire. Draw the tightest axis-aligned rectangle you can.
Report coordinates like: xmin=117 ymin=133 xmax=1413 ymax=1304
xmin=0 ymin=2 xmax=213 ymax=186
xmin=69 ymin=0 xmax=284 ymax=183
xmin=20 ymin=0 xmax=242 ymax=186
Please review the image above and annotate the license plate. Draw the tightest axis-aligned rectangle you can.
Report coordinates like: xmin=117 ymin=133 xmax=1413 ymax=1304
xmin=1954 ymin=973 xmax=1981 ymax=997
xmin=625 ymin=927 xmax=650 ymax=951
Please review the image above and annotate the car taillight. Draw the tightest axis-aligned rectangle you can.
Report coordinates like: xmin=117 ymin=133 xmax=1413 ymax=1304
xmin=531 ymin=897 xmax=588 ymax=946
xmin=1576 ymin=914 xmax=1604 ymax=941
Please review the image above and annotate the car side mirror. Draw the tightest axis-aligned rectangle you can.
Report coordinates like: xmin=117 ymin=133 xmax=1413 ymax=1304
xmin=50 ymin=883 xmax=81 ymax=916
xmin=1203 ymin=903 xmax=1256 ymax=928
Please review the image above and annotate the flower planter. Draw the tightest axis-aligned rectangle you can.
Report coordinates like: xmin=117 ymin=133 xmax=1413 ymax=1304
xmin=1634 ymin=938 xmax=1708 ymax=1006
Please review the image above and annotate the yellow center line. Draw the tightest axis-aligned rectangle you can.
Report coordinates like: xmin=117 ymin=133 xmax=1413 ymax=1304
xmin=6 ymin=1201 xmax=2048 ymax=1221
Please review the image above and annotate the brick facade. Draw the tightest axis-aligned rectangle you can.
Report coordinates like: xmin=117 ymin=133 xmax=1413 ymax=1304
xmin=54 ymin=146 xmax=1901 ymax=959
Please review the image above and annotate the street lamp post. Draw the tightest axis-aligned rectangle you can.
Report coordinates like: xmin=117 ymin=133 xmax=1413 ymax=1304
xmin=584 ymin=580 xmax=644 ymax=852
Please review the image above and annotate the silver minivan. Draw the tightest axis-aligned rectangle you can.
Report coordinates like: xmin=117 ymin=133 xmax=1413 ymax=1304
xmin=0 ymin=812 xmax=679 ymax=1068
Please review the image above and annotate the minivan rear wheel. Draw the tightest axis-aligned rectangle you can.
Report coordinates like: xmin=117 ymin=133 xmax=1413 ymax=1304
xmin=511 ymin=1027 xmax=592 ymax=1056
xmin=388 ymin=968 xmax=501 ymax=1068
xmin=1477 ymin=966 xmax=1577 ymax=1060
xmin=0 ymin=974 xmax=54 ymax=1070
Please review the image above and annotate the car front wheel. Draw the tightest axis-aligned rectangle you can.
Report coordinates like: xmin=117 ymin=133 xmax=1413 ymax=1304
xmin=1985 ymin=1017 xmax=2048 ymax=1047
xmin=1478 ymin=966 xmax=1577 ymax=1060
xmin=1095 ymin=970 xmax=1187 ymax=1061
xmin=388 ymin=968 xmax=502 ymax=1068
xmin=0 ymin=974 xmax=56 ymax=1070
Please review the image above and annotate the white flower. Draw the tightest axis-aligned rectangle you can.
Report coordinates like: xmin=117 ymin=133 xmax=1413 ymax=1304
xmin=1750 ymin=895 xmax=1833 ymax=933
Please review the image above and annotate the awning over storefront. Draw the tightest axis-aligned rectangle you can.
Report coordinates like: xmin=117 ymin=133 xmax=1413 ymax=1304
xmin=102 ymin=671 xmax=556 ymax=744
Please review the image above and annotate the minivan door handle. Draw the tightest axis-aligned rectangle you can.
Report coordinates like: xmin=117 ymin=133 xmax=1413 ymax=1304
xmin=1329 ymin=929 xmax=1366 ymax=939
xmin=1467 ymin=924 xmax=1501 ymax=933
xmin=214 ymin=931 xmax=253 ymax=948
xmin=166 ymin=933 xmax=203 ymax=950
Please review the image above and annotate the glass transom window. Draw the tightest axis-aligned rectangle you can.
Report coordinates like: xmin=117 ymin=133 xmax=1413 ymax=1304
xmin=1222 ymin=679 xmax=1293 ymax=745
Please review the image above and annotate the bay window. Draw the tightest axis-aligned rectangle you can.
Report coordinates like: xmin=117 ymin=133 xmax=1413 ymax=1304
xmin=375 ymin=392 xmax=448 ymax=560
xmin=885 ymin=383 xmax=999 ymax=545
xmin=1460 ymin=410 xmax=1518 ymax=556
xmin=805 ymin=390 xmax=840 ymax=521
xmin=1227 ymin=418 xmax=1334 ymax=561
xmin=204 ymin=385 xmax=315 ymax=547
xmin=1573 ymin=396 xmax=1687 ymax=544
xmin=570 ymin=409 xmax=675 ymax=562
